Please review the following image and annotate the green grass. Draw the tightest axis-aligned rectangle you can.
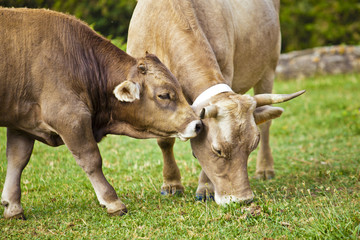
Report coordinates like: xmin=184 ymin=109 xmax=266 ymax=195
xmin=1 ymin=74 xmax=360 ymax=239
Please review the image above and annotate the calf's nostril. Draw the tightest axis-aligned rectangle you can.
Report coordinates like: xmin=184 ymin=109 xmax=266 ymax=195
xmin=195 ymin=121 xmax=203 ymax=134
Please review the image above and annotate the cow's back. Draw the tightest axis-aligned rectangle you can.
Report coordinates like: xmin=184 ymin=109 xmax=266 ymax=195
xmin=190 ymin=0 xmax=280 ymax=94
xmin=128 ymin=0 xmax=280 ymax=98
xmin=1 ymin=9 xmax=45 ymax=125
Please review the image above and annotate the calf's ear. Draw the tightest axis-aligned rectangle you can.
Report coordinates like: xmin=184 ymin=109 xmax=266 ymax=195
xmin=113 ymin=81 xmax=141 ymax=102
xmin=254 ymin=106 xmax=284 ymax=125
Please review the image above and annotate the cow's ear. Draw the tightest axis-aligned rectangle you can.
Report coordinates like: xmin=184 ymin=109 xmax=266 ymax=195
xmin=253 ymin=106 xmax=283 ymax=125
xmin=113 ymin=81 xmax=141 ymax=102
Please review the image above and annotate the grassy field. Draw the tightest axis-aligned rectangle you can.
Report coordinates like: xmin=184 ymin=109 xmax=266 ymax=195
xmin=0 ymin=74 xmax=359 ymax=239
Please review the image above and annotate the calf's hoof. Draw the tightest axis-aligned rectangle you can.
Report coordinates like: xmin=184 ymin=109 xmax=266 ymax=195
xmin=254 ymin=170 xmax=275 ymax=180
xmin=2 ymin=201 xmax=26 ymax=220
xmin=161 ymin=183 xmax=184 ymax=196
xmin=4 ymin=212 xmax=26 ymax=220
xmin=106 ymin=200 xmax=128 ymax=216
xmin=108 ymin=208 xmax=128 ymax=216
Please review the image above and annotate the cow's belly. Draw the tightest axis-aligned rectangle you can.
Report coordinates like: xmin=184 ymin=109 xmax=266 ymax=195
xmin=231 ymin=52 xmax=275 ymax=94
xmin=11 ymin=124 xmax=63 ymax=147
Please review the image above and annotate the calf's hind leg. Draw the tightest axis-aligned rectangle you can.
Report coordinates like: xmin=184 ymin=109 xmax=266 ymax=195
xmin=1 ymin=128 xmax=34 ymax=219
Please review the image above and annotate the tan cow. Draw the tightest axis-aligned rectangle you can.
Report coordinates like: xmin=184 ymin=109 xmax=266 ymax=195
xmin=0 ymin=8 xmax=202 ymax=219
xmin=127 ymin=0 xmax=305 ymax=204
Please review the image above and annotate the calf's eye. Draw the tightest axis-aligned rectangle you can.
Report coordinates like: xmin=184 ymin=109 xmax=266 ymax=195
xmin=158 ymin=93 xmax=171 ymax=100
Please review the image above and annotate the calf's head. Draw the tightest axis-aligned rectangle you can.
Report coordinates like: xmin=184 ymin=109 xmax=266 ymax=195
xmin=191 ymin=90 xmax=305 ymax=205
xmin=111 ymin=53 xmax=202 ymax=140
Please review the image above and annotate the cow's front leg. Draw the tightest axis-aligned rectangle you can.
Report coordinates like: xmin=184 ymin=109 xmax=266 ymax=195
xmin=1 ymin=128 xmax=34 ymax=219
xmin=195 ymin=170 xmax=214 ymax=201
xmin=59 ymin=118 xmax=127 ymax=216
xmin=157 ymin=138 xmax=184 ymax=195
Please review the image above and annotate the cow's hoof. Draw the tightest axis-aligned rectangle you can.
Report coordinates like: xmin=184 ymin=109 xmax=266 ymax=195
xmin=161 ymin=184 xmax=184 ymax=196
xmin=254 ymin=170 xmax=275 ymax=180
xmin=196 ymin=183 xmax=215 ymax=202
xmin=195 ymin=192 xmax=214 ymax=202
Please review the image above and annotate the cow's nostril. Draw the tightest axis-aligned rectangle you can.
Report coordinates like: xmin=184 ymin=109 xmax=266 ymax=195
xmin=195 ymin=121 xmax=203 ymax=134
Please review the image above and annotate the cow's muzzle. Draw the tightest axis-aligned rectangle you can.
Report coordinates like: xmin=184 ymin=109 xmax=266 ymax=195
xmin=214 ymin=191 xmax=254 ymax=206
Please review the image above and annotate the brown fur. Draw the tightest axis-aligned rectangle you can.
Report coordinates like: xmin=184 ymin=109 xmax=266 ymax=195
xmin=0 ymin=8 xmax=201 ymax=218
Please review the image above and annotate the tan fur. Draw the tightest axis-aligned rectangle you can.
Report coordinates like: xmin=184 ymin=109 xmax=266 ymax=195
xmin=128 ymin=0 xmax=297 ymax=203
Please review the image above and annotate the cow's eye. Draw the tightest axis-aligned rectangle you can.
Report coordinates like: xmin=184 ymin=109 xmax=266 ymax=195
xmin=211 ymin=144 xmax=223 ymax=157
xmin=158 ymin=93 xmax=171 ymax=100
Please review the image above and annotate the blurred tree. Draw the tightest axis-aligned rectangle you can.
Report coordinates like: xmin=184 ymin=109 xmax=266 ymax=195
xmin=0 ymin=0 xmax=136 ymax=47
xmin=1 ymin=0 xmax=359 ymax=52
xmin=0 ymin=0 xmax=54 ymax=8
xmin=280 ymin=0 xmax=360 ymax=52
xmin=52 ymin=0 xmax=136 ymax=40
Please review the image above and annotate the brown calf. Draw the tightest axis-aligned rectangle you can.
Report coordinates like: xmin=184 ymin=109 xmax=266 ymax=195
xmin=0 ymin=8 xmax=202 ymax=218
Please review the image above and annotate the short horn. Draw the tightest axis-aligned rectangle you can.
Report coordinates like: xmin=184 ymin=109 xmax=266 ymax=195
xmin=254 ymin=90 xmax=306 ymax=107
xmin=200 ymin=105 xmax=218 ymax=119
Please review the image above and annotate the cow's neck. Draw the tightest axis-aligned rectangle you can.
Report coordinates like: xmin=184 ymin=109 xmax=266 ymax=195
xmin=160 ymin=36 xmax=227 ymax=103
xmin=166 ymin=47 xmax=231 ymax=105
xmin=160 ymin=4 xmax=231 ymax=104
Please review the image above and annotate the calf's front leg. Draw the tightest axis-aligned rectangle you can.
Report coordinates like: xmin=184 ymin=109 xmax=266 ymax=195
xmin=1 ymin=128 xmax=34 ymax=219
xmin=59 ymin=118 xmax=127 ymax=216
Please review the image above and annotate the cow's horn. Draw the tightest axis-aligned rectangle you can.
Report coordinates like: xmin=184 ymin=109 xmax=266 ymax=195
xmin=200 ymin=105 xmax=218 ymax=119
xmin=254 ymin=90 xmax=306 ymax=107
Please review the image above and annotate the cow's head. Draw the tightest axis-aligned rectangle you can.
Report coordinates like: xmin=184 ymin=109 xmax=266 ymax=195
xmin=191 ymin=90 xmax=305 ymax=205
xmin=111 ymin=53 xmax=202 ymax=140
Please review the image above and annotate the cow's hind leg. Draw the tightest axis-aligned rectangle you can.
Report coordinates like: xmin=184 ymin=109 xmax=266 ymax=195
xmin=157 ymin=138 xmax=184 ymax=195
xmin=254 ymin=71 xmax=276 ymax=180
xmin=1 ymin=128 xmax=34 ymax=219
xmin=255 ymin=121 xmax=275 ymax=179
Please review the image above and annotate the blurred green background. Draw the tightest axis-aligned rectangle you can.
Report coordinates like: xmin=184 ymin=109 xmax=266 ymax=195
xmin=0 ymin=0 xmax=359 ymax=52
